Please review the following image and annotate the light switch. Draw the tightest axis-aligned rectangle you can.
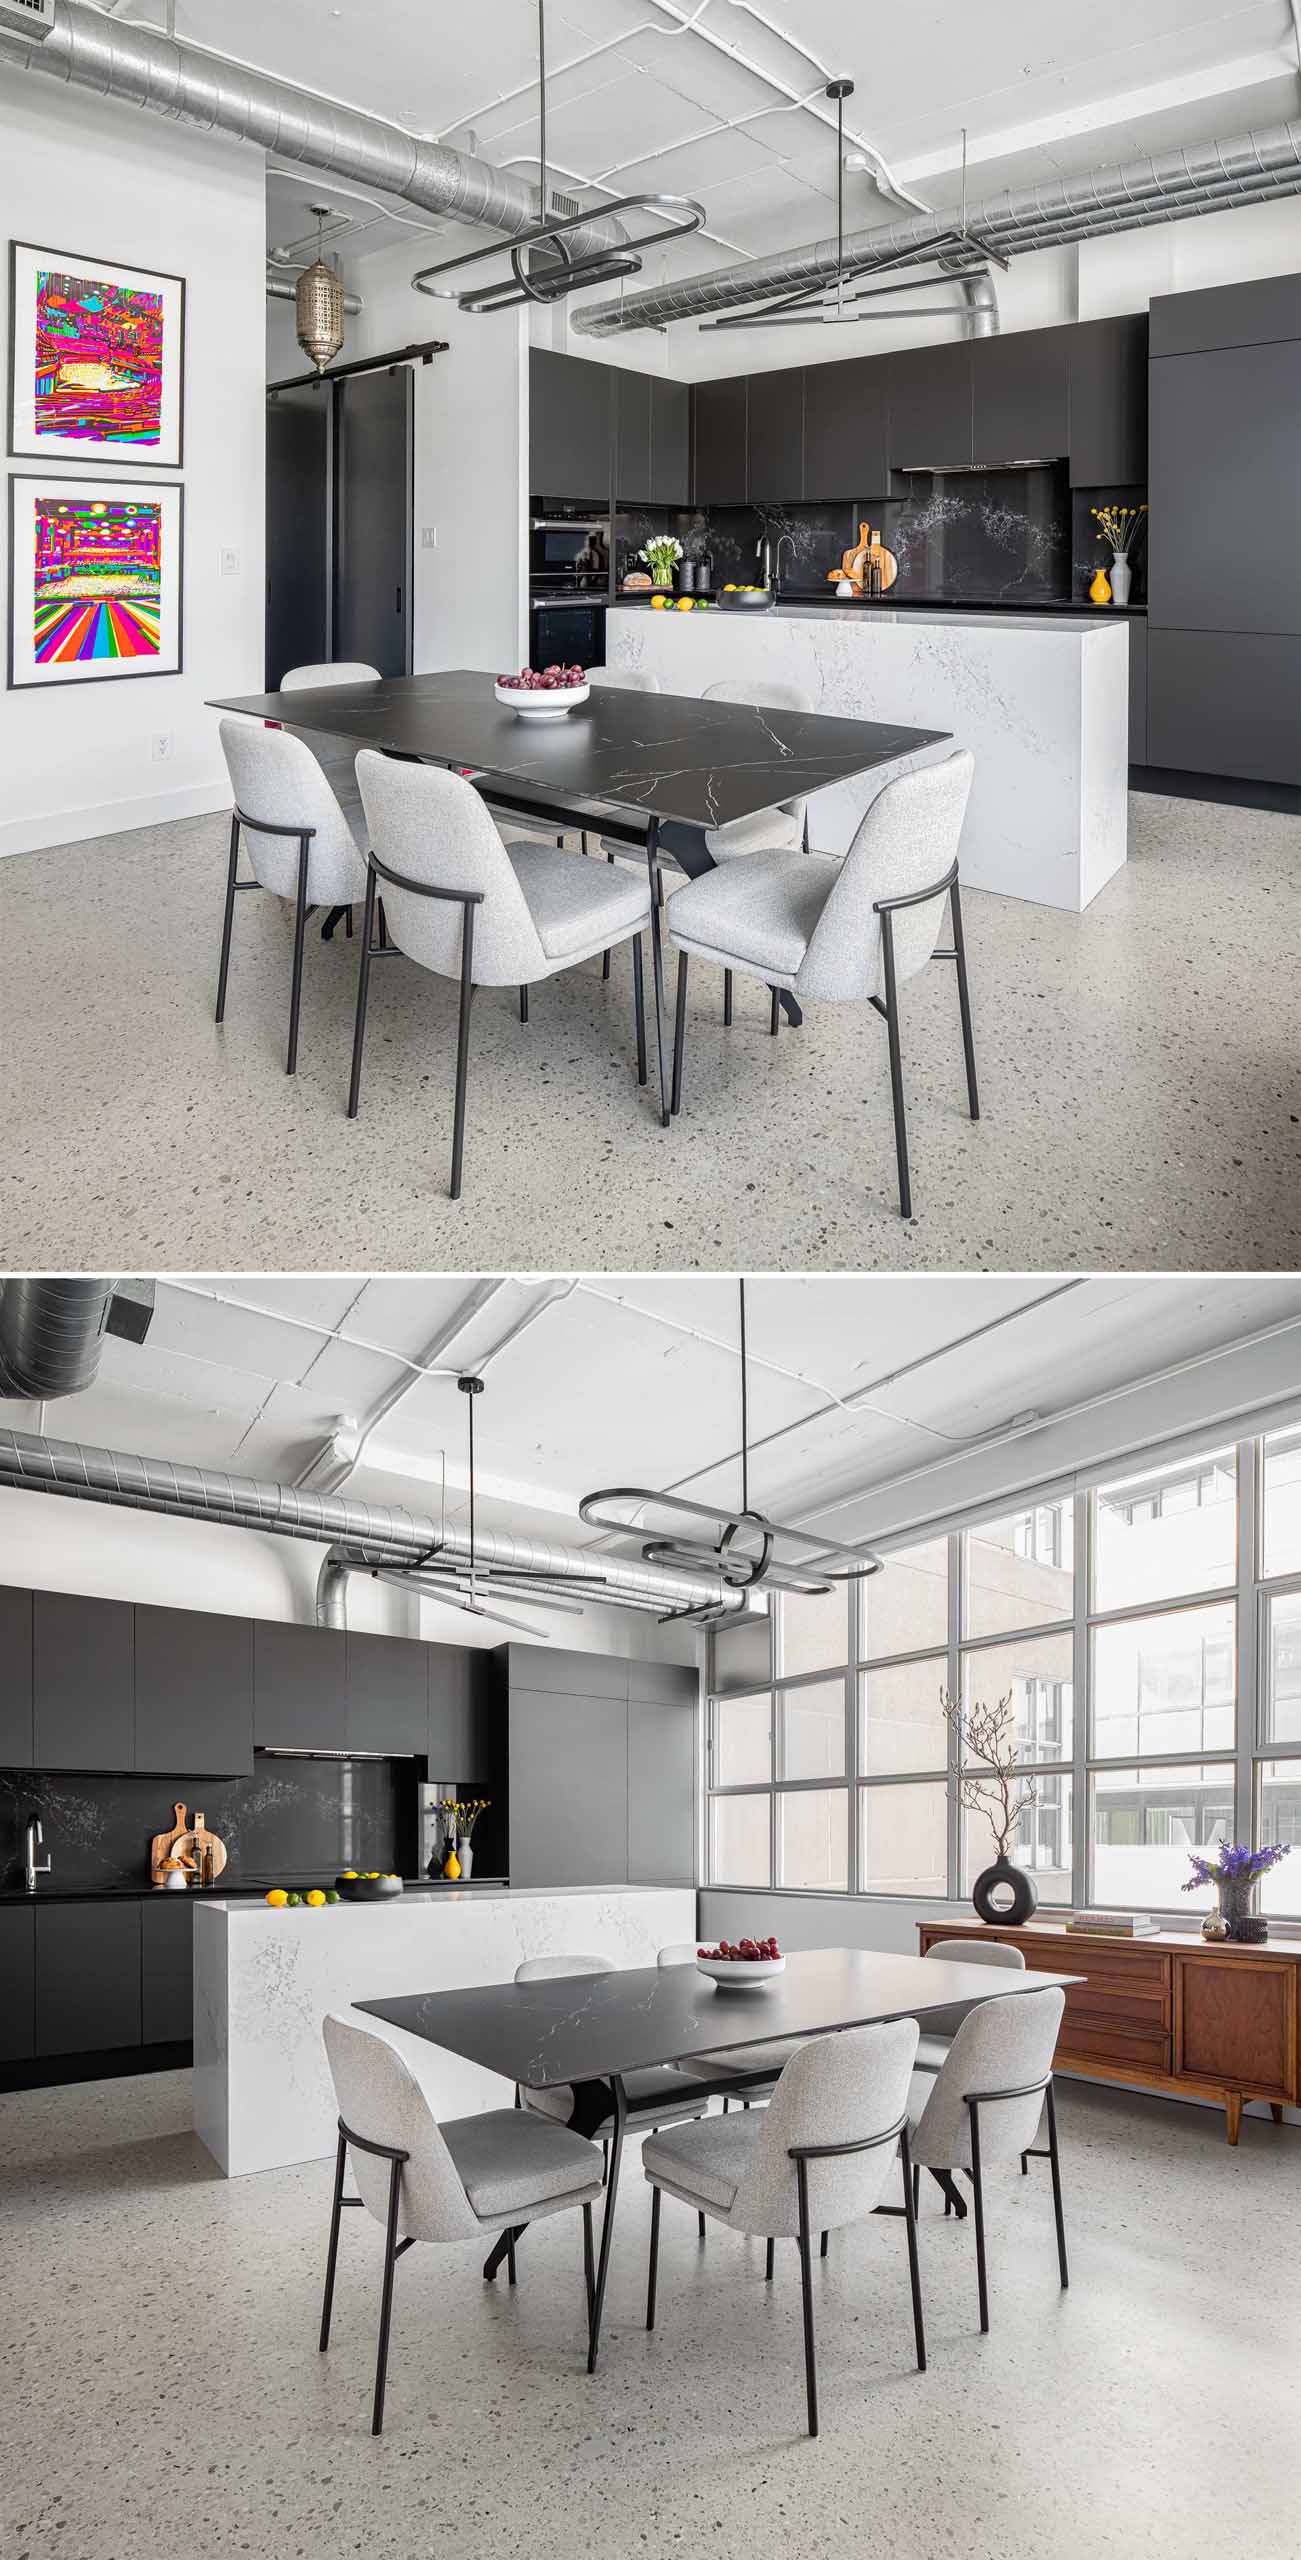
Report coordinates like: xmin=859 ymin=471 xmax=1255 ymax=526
xmin=421 ymin=526 xmax=438 ymax=549
xmin=220 ymin=547 xmax=240 ymax=577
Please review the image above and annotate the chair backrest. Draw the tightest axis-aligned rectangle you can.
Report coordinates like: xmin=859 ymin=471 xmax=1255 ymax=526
xmin=796 ymin=748 xmax=974 ymax=1005
xmin=912 ymin=1984 xmax=1064 ymax=2173
xmin=921 ymin=1937 xmax=1025 ymax=2041
xmin=587 ymin=666 xmax=661 ymax=692
xmin=322 ymin=2013 xmax=480 ymax=2242
xmin=514 ymin=1952 xmax=614 ymax=1983
xmin=219 ymin=717 xmax=362 ymax=900
xmin=730 ymin=2019 xmax=919 ymax=2238
xmin=354 ymin=751 xmax=550 ymax=988
xmin=701 ymin=678 xmax=814 ymax=717
xmin=657 ymin=1943 xmax=699 ymax=1968
xmin=281 ymin=661 xmax=381 ymax=690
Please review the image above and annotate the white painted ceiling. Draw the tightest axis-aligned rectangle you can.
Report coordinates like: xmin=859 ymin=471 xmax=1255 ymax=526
xmin=170 ymin=0 xmax=1301 ymax=287
xmin=4 ymin=1273 xmax=1299 ymax=1554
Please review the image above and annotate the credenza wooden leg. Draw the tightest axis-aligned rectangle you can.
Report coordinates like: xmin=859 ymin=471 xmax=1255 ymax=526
xmin=1225 ymin=2091 xmax=1243 ymax=2145
xmin=1269 ymin=2102 xmax=1284 ymax=2124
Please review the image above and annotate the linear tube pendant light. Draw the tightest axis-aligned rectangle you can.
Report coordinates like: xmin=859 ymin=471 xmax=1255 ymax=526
xmin=412 ymin=0 xmax=705 ymax=313
xmin=579 ymin=1281 xmax=884 ymax=1624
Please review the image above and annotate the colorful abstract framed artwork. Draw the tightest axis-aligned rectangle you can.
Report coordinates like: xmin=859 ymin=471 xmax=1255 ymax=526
xmin=8 ymin=242 xmax=185 ymax=468
xmin=8 ymin=475 xmax=184 ymax=689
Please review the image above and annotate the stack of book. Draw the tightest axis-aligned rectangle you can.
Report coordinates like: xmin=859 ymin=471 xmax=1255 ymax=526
xmin=1065 ymin=1910 xmax=1161 ymax=1937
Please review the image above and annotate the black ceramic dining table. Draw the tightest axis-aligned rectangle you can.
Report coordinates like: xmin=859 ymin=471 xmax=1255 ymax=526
xmin=208 ymin=669 xmax=949 ymax=1127
xmin=356 ymin=1945 xmax=1078 ymax=2369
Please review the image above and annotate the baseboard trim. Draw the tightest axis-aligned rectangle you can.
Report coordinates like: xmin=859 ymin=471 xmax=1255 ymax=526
xmin=0 ymin=2039 xmax=192 ymax=2093
xmin=1130 ymin=764 xmax=1301 ymax=815
xmin=0 ymin=780 xmax=231 ymax=861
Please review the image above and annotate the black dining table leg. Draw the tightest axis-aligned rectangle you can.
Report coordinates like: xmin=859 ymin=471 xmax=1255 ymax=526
xmin=587 ymin=2075 xmax=627 ymax=2372
xmin=643 ymin=821 xmax=671 ymax=1131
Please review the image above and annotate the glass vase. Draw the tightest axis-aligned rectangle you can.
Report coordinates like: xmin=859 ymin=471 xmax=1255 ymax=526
xmin=650 ymin=564 xmax=674 ymax=590
xmin=1221 ymin=1876 xmax=1265 ymax=1943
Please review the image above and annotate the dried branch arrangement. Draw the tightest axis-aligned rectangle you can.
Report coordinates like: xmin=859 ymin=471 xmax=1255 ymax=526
xmin=940 ymin=1686 xmax=1037 ymax=1860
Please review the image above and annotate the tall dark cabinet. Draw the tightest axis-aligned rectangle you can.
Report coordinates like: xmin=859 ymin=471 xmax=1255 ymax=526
xmin=505 ymin=1644 xmax=698 ymax=1890
xmin=0 ymin=1586 xmax=33 ymax=1764
xmin=529 ymin=346 xmax=613 ymax=501
xmin=134 ymin=1604 xmax=253 ymax=1775
xmin=802 ymin=355 xmax=888 ymax=501
xmin=746 ymin=366 xmax=804 ymax=502
xmin=32 ymin=1593 xmax=134 ymax=1771
xmin=692 ymin=375 xmax=748 ymax=503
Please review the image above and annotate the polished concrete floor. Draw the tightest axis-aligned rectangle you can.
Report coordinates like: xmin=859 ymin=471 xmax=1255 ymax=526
xmin=1 ymin=2067 xmax=1297 ymax=2560
xmin=1 ymin=790 xmax=1298 ymax=1270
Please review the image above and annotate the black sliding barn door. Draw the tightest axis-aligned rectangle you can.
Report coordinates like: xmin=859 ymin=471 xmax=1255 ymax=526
xmin=265 ymin=362 xmax=414 ymax=686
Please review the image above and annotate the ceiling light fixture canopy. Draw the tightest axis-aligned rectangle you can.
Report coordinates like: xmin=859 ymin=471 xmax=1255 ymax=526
xmin=700 ymin=90 xmax=1005 ymax=333
xmin=412 ymin=0 xmax=705 ymax=313
xmin=295 ymin=203 xmax=346 ymax=372
xmin=580 ymin=1281 xmax=884 ymax=1624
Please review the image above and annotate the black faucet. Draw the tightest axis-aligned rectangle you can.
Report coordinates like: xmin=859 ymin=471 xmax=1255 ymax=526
xmin=25 ymin=1814 xmax=50 ymax=1894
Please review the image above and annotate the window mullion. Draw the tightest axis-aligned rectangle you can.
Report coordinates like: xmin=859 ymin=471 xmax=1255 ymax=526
xmin=946 ymin=1529 xmax=962 ymax=1901
xmin=1237 ymin=1435 xmax=1257 ymax=1845
xmin=1072 ymin=1488 xmax=1089 ymax=1912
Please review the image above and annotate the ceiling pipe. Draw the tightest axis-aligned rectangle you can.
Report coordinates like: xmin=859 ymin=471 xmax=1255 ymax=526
xmin=0 ymin=1279 xmax=119 ymax=1400
xmin=0 ymin=0 xmax=624 ymax=261
xmin=572 ymin=116 xmax=1301 ymax=332
xmin=266 ymin=273 xmax=363 ymax=314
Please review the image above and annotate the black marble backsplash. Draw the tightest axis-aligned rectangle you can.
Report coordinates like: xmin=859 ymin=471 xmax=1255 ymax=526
xmin=617 ymin=501 xmax=858 ymax=592
xmin=0 ymin=1755 xmax=418 ymax=1893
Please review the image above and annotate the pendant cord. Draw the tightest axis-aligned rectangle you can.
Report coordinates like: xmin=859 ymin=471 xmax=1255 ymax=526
xmin=836 ymin=87 xmax=844 ymax=318
xmin=468 ymin=1387 xmax=476 ymax=1582
xmin=739 ymin=1278 xmax=749 ymax=1516
xmin=538 ymin=0 xmax=548 ymax=230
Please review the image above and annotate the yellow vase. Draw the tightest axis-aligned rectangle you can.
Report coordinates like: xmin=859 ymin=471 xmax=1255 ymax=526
xmin=443 ymin=1845 xmax=461 ymax=1880
xmin=1088 ymin=566 xmax=1112 ymax=605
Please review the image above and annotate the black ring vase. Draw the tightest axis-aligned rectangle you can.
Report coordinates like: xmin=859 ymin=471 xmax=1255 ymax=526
xmin=971 ymin=1855 xmax=1038 ymax=1926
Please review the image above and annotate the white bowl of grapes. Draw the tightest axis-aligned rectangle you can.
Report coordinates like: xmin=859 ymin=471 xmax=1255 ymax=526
xmin=495 ymin=665 xmax=590 ymax=718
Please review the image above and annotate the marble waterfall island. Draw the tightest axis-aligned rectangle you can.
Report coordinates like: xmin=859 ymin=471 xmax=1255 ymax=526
xmin=193 ymin=1884 xmax=696 ymax=2175
xmin=608 ymin=602 xmax=1129 ymax=912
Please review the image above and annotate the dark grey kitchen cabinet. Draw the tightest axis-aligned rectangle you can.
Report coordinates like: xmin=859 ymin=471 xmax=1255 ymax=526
xmin=627 ymin=1674 xmax=697 ymax=1885
xmin=746 ymin=364 xmax=805 ymax=502
xmin=0 ymin=1585 xmax=34 ymax=1765
xmin=252 ymin=1619 xmax=348 ymax=1752
xmin=1068 ymin=314 xmax=1148 ymax=485
xmin=0 ymin=1906 xmax=35 ymax=2061
xmin=649 ymin=376 xmax=690 ymax=503
xmin=1127 ymin=618 xmax=1148 ymax=764
xmin=141 ymin=1895 xmax=194 ymax=2044
xmin=971 ymin=326 xmax=1068 ymax=466
xmin=507 ymin=1641 xmax=632 ymax=1698
xmin=615 ymin=368 xmax=652 ymax=502
xmin=1147 ymin=340 xmax=1301 ymax=636
xmin=887 ymin=342 xmax=972 ymax=470
xmin=802 ymin=354 xmax=889 ymax=501
xmin=1147 ymin=630 xmax=1301 ymax=786
xmin=35 ymin=1900 xmax=141 ymax=2055
xmin=529 ymin=347 xmax=612 ymax=503
xmin=692 ymin=375 xmax=748 ymax=504
xmin=508 ymin=1684 xmax=628 ymax=1886
xmin=428 ymin=1645 xmax=492 ymax=1779
xmin=133 ymin=1604 xmax=254 ymax=1775
xmin=1149 ymin=271 xmax=1301 ymax=359
xmin=32 ymin=1592 xmax=134 ymax=1771
xmin=346 ymin=1629 xmax=427 ymax=1757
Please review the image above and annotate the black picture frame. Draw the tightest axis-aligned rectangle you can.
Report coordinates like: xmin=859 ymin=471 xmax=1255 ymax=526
xmin=7 ymin=239 xmax=187 ymax=470
xmin=7 ymin=471 xmax=186 ymax=690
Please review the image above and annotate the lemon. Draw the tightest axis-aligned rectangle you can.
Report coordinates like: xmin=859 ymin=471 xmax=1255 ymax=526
xmin=265 ymin=1888 xmax=288 ymax=1908
xmin=675 ymin=596 xmax=694 ymax=611
xmin=650 ymin=593 xmax=667 ymax=609
xmin=305 ymin=1888 xmax=326 ymax=1908
xmin=340 ymin=1868 xmax=358 ymax=1880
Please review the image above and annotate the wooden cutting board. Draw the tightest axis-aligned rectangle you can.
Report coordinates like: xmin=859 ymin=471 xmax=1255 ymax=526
xmin=150 ymin=1801 xmax=192 ymax=1885
xmin=149 ymin=1802 xmax=228 ymax=1885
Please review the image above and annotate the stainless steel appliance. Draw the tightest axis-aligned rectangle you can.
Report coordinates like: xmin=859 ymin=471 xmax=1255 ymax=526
xmin=530 ymin=594 xmax=606 ymax=668
xmin=530 ymin=512 xmax=611 ymax=589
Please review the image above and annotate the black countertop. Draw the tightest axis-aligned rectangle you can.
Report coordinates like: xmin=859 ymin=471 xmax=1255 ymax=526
xmin=0 ymin=1875 xmax=510 ymax=1906
xmin=614 ymin=588 xmax=1146 ymax=618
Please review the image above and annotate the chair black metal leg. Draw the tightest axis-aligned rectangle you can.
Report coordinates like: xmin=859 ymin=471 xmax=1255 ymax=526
xmin=765 ymin=2236 xmax=775 ymax=2282
xmin=587 ymin=2077 xmax=627 ymax=2372
xmin=632 ymin=934 xmax=647 ymax=1087
xmin=215 ymin=814 xmax=240 ymax=1023
xmin=371 ymin=2155 xmax=403 ymax=2436
xmin=449 ymin=906 xmax=476 ymax=1201
xmin=698 ymin=2211 xmax=706 ymax=2243
xmin=347 ymin=866 xmax=377 ymax=1120
xmin=796 ymin=2157 xmax=819 ymax=2439
xmin=346 ymin=904 xmax=354 ymax=939
xmin=602 ymin=847 xmax=615 ymax=980
xmin=1021 ymin=2150 xmax=1029 ymax=2176
xmin=930 ymin=2166 xmax=966 ymax=2221
xmin=900 ymin=2126 xmax=927 ymax=2373
xmin=769 ymin=986 xmax=779 ymax=1038
xmin=950 ymin=877 xmax=980 ymax=1121
xmin=912 ymin=2163 xmax=921 ymax=2216
xmin=519 ymin=985 xmax=529 ymax=1024
xmin=286 ymin=832 xmax=310 ymax=1076
xmin=506 ymin=2230 xmax=517 ymax=2286
xmin=723 ymin=967 xmax=733 ymax=1027
xmin=1046 ymin=2083 xmax=1069 ymax=2289
xmin=601 ymin=2138 xmax=609 ymax=2183
xmin=583 ymin=2201 xmax=595 ymax=2318
xmin=645 ymin=823 xmax=671 ymax=1129
xmin=319 ymin=2127 xmax=348 ymax=2352
xmin=671 ymin=951 xmax=688 ymax=1117
xmin=880 ymin=911 xmax=912 ymax=1219
xmin=646 ymin=2183 xmax=661 ymax=2330
xmin=969 ymin=2105 xmax=989 ymax=2335
xmin=722 ymin=2096 xmax=730 ymax=2115
xmin=820 ymin=2229 xmax=828 ymax=2260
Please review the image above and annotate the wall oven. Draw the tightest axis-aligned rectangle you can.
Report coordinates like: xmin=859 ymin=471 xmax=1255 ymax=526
xmin=530 ymin=514 xmax=611 ymax=587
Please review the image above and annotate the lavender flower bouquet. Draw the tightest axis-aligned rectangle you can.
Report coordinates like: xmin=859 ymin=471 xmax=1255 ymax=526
xmin=1183 ymin=1841 xmax=1289 ymax=1942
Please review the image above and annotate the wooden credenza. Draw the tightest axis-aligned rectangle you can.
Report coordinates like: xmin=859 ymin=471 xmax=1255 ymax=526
xmin=917 ymin=1917 xmax=1300 ymax=2145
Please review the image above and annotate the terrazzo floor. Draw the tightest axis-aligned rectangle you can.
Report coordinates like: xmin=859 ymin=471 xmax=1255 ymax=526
xmin=0 ymin=791 xmax=1298 ymax=1270
xmin=1 ymin=2067 xmax=1297 ymax=2560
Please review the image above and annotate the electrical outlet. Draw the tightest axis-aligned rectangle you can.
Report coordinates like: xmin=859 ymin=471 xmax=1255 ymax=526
xmin=421 ymin=526 xmax=438 ymax=549
xmin=151 ymin=733 xmax=173 ymax=762
xmin=220 ymin=546 xmax=240 ymax=577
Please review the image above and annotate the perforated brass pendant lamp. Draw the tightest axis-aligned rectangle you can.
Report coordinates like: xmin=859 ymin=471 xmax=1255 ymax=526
xmin=295 ymin=204 xmax=346 ymax=373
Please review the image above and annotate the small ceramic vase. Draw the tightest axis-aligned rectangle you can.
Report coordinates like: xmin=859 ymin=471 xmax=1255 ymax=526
xmin=457 ymin=1837 xmax=474 ymax=1880
xmin=1201 ymin=1913 xmax=1229 ymax=1942
xmin=1089 ymin=565 xmax=1112 ymax=605
xmin=1110 ymin=552 xmax=1132 ymax=607
xmin=443 ymin=1843 xmax=462 ymax=1880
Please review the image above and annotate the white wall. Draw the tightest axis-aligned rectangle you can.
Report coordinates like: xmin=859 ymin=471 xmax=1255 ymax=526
xmin=0 ymin=78 xmax=266 ymax=860
xmin=341 ymin=228 xmax=528 ymax=676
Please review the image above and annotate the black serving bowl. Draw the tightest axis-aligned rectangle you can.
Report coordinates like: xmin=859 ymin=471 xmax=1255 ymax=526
xmin=335 ymin=1874 xmax=404 ymax=1902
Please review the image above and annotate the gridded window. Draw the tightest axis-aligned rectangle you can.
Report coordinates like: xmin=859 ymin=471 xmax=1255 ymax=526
xmin=1094 ymin=1448 xmax=1237 ymax=1610
xmin=962 ymin=1776 xmax=1074 ymax=1904
xmin=1257 ymin=1764 xmax=1301 ymax=1912
xmin=1092 ymin=1603 xmax=1235 ymax=1760
xmin=859 ymin=1781 xmax=947 ymax=1896
xmin=779 ymin=1788 xmax=848 ymax=1891
xmin=779 ymin=1681 xmax=846 ymax=1780
xmin=1261 ymin=1427 xmax=1301 ymax=1581
xmin=1264 ymin=1592 xmax=1301 ymax=1748
xmin=962 ymin=1630 xmax=1074 ymax=1765
xmin=859 ymin=1656 xmax=948 ymax=1775
xmin=1089 ymin=1766 xmax=1232 ymax=1910
xmin=712 ymin=1691 xmax=771 ymax=1788
xmin=965 ymin=1500 xmax=1074 ymax=1639
xmin=709 ymin=1792 xmax=770 ymax=1887
xmin=859 ymin=1537 xmax=948 ymax=1659
xmin=778 ymin=1582 xmax=848 ymax=1678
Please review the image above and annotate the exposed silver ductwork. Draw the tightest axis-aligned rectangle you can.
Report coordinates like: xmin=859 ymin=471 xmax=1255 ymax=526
xmin=0 ymin=1279 xmax=118 ymax=1399
xmin=0 ymin=0 xmax=623 ymax=261
xmin=0 ymin=1428 xmax=734 ymax=1622
xmin=266 ymin=273 xmax=363 ymax=317
xmin=573 ymin=118 xmax=1301 ymax=334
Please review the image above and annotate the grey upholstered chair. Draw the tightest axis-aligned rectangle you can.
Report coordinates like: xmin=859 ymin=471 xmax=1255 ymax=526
xmin=279 ymin=661 xmax=381 ymax=881
xmin=586 ymin=666 xmax=663 ymax=692
xmin=349 ymin=753 xmax=656 ymax=1199
xmin=515 ymin=1954 xmax=710 ymax=2167
xmin=666 ymin=748 xmax=980 ymax=1218
xmin=642 ymin=2021 xmax=925 ymax=2437
xmin=217 ymin=716 xmax=369 ymax=1074
xmin=657 ymin=1941 xmax=794 ymax=2109
xmin=907 ymin=1984 xmax=1067 ymax=2334
xmin=914 ymin=1937 xmax=1026 ymax=2071
xmin=320 ymin=2013 xmax=603 ymax=2434
xmin=700 ymin=678 xmax=813 ymax=862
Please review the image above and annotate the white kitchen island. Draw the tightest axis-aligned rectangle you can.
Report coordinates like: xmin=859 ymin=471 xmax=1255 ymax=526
xmin=193 ymin=1884 xmax=696 ymax=2175
xmin=606 ymin=601 xmax=1129 ymax=912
